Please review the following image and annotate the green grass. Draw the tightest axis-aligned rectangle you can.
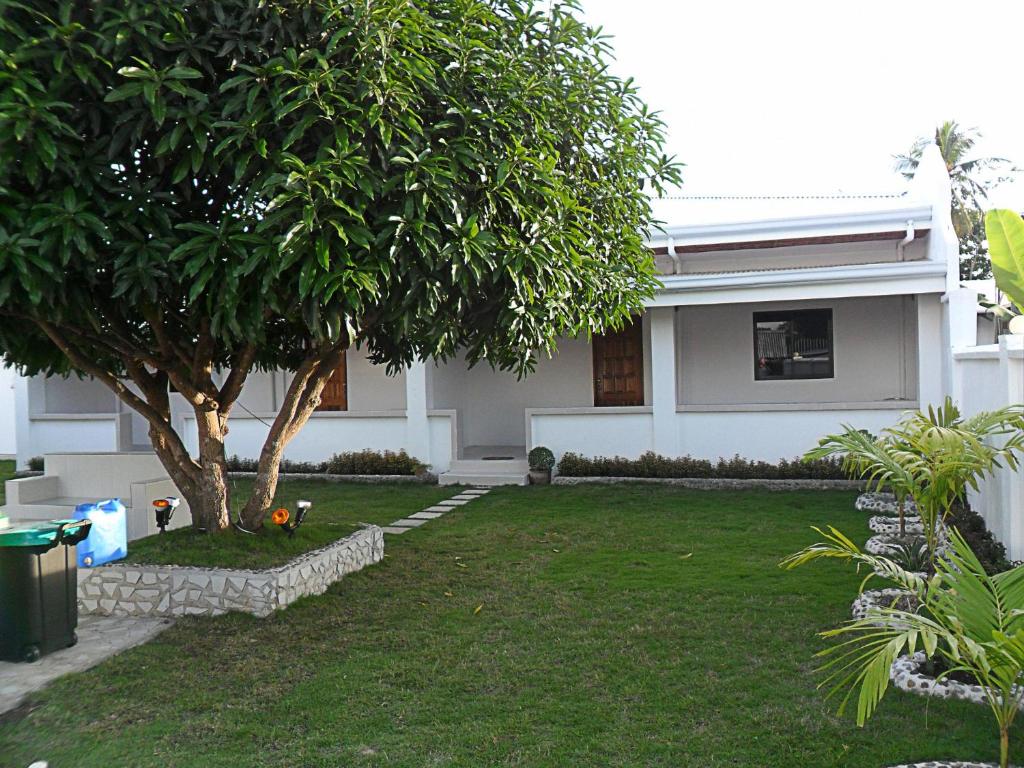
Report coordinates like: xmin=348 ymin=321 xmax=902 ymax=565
xmin=0 ymin=458 xmax=14 ymax=506
xmin=126 ymin=478 xmax=457 ymax=569
xmin=1 ymin=485 xmax=1015 ymax=766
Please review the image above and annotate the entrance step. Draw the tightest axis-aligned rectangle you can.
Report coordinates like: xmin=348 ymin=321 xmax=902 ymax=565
xmin=439 ymin=458 xmax=530 ymax=487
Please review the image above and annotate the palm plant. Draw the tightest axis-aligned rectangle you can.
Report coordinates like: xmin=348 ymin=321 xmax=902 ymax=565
xmin=895 ymin=120 xmax=1018 ymax=279
xmin=782 ymin=528 xmax=1024 ymax=768
xmin=807 ymin=399 xmax=1024 ymax=566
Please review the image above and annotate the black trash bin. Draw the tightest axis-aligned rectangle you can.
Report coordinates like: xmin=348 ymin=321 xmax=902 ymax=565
xmin=0 ymin=519 xmax=92 ymax=663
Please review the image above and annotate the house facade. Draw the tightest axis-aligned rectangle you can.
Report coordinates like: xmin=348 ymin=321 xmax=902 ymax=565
xmin=12 ymin=146 xmax=979 ymax=484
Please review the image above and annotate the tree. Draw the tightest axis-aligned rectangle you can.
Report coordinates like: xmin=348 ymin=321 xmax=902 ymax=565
xmin=895 ymin=120 xmax=1017 ymax=280
xmin=0 ymin=0 xmax=680 ymax=531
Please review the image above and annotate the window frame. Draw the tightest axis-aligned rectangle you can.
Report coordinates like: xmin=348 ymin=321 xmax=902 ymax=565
xmin=752 ymin=308 xmax=835 ymax=382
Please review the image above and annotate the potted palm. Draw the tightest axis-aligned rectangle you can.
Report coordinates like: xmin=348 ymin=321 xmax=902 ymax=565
xmin=783 ymin=528 xmax=1024 ymax=768
xmin=527 ymin=447 xmax=555 ymax=485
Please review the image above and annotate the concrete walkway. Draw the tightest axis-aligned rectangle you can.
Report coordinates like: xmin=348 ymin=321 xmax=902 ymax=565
xmin=0 ymin=615 xmax=173 ymax=716
xmin=382 ymin=488 xmax=490 ymax=535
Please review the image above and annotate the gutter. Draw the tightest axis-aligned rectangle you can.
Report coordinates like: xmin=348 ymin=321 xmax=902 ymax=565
xmin=896 ymin=220 xmax=915 ymax=261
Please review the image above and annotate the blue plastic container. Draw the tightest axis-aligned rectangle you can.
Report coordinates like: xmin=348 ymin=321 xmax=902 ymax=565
xmin=72 ymin=499 xmax=127 ymax=567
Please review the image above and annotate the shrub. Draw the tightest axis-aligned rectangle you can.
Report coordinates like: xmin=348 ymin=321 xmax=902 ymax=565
xmin=555 ymin=451 xmax=846 ymax=480
xmin=947 ymin=501 xmax=1012 ymax=575
xmin=27 ymin=456 xmax=44 ymax=471
xmin=225 ymin=450 xmax=424 ymax=476
xmin=528 ymin=447 xmax=555 ymax=472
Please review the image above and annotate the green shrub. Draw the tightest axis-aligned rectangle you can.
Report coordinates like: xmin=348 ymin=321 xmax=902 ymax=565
xmin=555 ymin=451 xmax=846 ymax=480
xmin=528 ymin=447 xmax=555 ymax=471
xmin=27 ymin=456 xmax=44 ymax=471
xmin=225 ymin=450 xmax=424 ymax=476
xmin=947 ymin=502 xmax=1012 ymax=574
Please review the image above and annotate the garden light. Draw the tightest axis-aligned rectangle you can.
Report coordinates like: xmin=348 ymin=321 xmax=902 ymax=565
xmin=273 ymin=500 xmax=312 ymax=538
xmin=152 ymin=496 xmax=180 ymax=534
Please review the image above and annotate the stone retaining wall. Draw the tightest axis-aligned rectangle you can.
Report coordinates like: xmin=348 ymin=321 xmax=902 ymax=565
xmin=891 ymin=652 xmax=1023 ymax=711
xmin=78 ymin=525 xmax=384 ymax=618
xmin=227 ymin=471 xmax=435 ymax=484
xmin=552 ymin=476 xmax=863 ymax=491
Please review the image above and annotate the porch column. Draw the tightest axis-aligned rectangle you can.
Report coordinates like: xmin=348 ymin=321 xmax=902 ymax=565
xmin=405 ymin=360 xmax=431 ymax=466
xmin=916 ymin=293 xmax=945 ymax=408
xmin=649 ymin=307 xmax=679 ymax=456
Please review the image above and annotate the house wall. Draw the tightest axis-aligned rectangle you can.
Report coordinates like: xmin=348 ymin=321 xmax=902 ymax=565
xmin=677 ymin=295 xmax=918 ymax=406
xmin=670 ymin=237 xmax=928 ymax=276
xmin=0 ymin=367 xmax=16 ymax=458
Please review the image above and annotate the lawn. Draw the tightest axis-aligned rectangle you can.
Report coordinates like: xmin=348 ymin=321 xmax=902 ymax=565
xmin=1 ymin=484 xmax=1013 ymax=767
xmin=127 ymin=478 xmax=457 ymax=569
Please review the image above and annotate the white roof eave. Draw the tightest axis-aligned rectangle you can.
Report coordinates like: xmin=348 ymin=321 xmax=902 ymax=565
xmin=646 ymin=205 xmax=934 ymax=247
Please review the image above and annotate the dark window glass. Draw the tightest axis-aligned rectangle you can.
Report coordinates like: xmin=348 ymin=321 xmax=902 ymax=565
xmin=753 ymin=309 xmax=833 ymax=380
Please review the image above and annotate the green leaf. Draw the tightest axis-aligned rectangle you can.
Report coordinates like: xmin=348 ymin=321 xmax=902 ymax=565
xmin=986 ymin=209 xmax=1024 ymax=313
xmin=103 ymin=82 xmax=144 ymax=102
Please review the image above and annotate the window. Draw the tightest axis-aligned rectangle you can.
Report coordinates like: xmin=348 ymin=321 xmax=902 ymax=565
xmin=753 ymin=309 xmax=833 ymax=381
xmin=317 ymin=355 xmax=348 ymax=411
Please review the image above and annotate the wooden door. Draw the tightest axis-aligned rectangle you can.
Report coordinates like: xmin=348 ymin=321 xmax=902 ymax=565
xmin=318 ymin=354 xmax=348 ymax=411
xmin=593 ymin=321 xmax=644 ymax=407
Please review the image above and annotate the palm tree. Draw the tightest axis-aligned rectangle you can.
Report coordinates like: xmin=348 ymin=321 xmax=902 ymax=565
xmin=894 ymin=121 xmax=1017 ymax=280
xmin=782 ymin=528 xmax=1024 ymax=768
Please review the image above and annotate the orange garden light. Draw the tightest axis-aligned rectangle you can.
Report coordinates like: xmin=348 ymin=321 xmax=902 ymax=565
xmin=152 ymin=497 xmax=180 ymax=534
xmin=273 ymin=500 xmax=312 ymax=538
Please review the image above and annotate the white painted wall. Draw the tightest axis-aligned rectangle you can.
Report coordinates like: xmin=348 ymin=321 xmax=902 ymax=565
xmin=674 ymin=237 xmax=928 ymax=275
xmin=0 ymin=367 xmax=17 ymax=458
xmin=677 ymin=296 xmax=918 ymax=406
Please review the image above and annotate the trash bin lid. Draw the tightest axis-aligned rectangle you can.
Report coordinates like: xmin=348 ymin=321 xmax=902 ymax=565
xmin=0 ymin=519 xmax=82 ymax=548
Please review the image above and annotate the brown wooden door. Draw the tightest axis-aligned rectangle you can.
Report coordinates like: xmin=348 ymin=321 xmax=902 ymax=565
xmin=318 ymin=354 xmax=348 ymax=411
xmin=593 ymin=321 xmax=644 ymax=406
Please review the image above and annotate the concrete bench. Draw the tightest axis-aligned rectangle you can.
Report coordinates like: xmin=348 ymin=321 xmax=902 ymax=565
xmin=2 ymin=453 xmax=191 ymax=541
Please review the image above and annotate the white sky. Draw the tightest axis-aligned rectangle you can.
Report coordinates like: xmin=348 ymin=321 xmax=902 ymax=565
xmin=578 ymin=0 xmax=1024 ymax=208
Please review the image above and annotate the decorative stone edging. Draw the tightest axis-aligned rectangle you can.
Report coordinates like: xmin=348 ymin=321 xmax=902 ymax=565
xmin=551 ymin=476 xmax=863 ymax=490
xmin=870 ymin=515 xmax=925 ymax=534
xmin=851 ymin=587 xmax=918 ymax=621
xmin=887 ymin=762 xmax=1003 ymax=767
xmin=227 ymin=471 xmax=436 ymax=484
xmin=892 ymin=652 xmax=1024 ymax=711
xmin=77 ymin=525 xmax=384 ymax=618
xmin=856 ymin=492 xmax=918 ymax=515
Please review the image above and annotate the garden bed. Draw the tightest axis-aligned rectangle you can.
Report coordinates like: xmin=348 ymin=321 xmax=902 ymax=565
xmin=892 ymin=652 xmax=1024 ymax=711
xmin=851 ymin=587 xmax=919 ymax=621
xmin=870 ymin=515 xmax=925 ymax=534
xmin=856 ymin=492 xmax=918 ymax=515
xmin=78 ymin=525 xmax=383 ymax=618
xmin=552 ymin=475 xmax=862 ymax=490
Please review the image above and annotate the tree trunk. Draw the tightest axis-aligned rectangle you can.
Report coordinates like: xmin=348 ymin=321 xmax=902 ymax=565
xmin=238 ymin=347 xmax=345 ymax=530
xmin=184 ymin=409 xmax=232 ymax=532
xmin=1001 ymin=724 xmax=1009 ymax=768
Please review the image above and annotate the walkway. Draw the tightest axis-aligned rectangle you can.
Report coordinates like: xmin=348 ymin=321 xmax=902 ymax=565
xmin=381 ymin=487 xmax=490 ymax=534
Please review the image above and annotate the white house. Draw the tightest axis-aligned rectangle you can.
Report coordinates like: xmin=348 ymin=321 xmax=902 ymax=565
xmin=12 ymin=145 xmax=979 ymax=486
xmin=0 ymin=366 xmax=16 ymax=460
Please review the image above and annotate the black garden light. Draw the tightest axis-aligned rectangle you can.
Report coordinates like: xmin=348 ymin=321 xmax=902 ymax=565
xmin=272 ymin=500 xmax=312 ymax=538
xmin=152 ymin=496 xmax=180 ymax=534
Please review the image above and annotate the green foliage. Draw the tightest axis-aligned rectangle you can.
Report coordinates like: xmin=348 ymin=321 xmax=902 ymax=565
xmin=26 ymin=456 xmax=44 ymax=472
xmin=0 ymin=0 xmax=680 ymax=377
xmin=986 ymin=209 xmax=1024 ymax=314
xmin=807 ymin=398 xmax=1024 ymax=564
xmin=225 ymin=450 xmax=424 ymax=476
xmin=527 ymin=446 xmax=555 ymax=471
xmin=556 ymin=450 xmax=846 ymax=479
xmin=948 ymin=503 xmax=1013 ymax=575
xmin=783 ymin=528 xmax=1024 ymax=768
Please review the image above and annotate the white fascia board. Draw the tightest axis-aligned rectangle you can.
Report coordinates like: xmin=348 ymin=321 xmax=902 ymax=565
xmin=646 ymin=260 xmax=948 ymax=307
xmin=647 ymin=205 xmax=934 ymax=247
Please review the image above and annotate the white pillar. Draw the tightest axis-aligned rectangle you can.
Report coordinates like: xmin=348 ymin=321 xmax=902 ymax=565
xmin=405 ymin=360 xmax=431 ymax=466
xmin=13 ymin=374 xmax=33 ymax=470
xmin=649 ymin=307 xmax=678 ymax=456
xmin=916 ymin=294 xmax=945 ymax=408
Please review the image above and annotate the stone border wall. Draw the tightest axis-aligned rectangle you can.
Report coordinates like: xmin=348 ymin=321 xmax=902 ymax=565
xmin=552 ymin=476 xmax=863 ymax=491
xmin=78 ymin=525 xmax=383 ymax=618
xmin=869 ymin=515 xmax=924 ymax=535
xmin=227 ymin=471 xmax=435 ymax=484
xmin=891 ymin=652 xmax=1024 ymax=711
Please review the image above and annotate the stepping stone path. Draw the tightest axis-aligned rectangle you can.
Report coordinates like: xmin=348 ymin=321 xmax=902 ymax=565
xmin=382 ymin=488 xmax=490 ymax=535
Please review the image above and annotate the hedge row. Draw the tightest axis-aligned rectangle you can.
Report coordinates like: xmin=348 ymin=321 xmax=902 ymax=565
xmin=556 ymin=451 xmax=847 ymax=480
xmin=225 ymin=449 xmax=425 ymax=476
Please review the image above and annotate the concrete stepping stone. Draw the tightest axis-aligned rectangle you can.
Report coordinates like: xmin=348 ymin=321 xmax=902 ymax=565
xmin=436 ymin=499 xmax=470 ymax=506
xmin=424 ymin=505 xmax=453 ymax=513
xmin=382 ymin=526 xmax=410 ymax=535
xmin=450 ymin=494 xmax=478 ymax=501
xmin=462 ymin=489 xmax=490 ymax=495
xmin=410 ymin=511 xmax=444 ymax=519
xmin=390 ymin=518 xmax=428 ymax=527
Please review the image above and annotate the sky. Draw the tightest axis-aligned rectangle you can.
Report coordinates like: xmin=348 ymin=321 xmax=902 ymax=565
xmin=577 ymin=0 xmax=1024 ymax=208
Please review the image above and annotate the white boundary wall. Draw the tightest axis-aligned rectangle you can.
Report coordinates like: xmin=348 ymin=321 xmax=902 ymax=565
xmin=953 ymin=334 xmax=1024 ymax=560
xmin=0 ymin=367 xmax=17 ymax=458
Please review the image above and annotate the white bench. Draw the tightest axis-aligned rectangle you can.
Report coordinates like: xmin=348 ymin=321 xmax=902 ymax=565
xmin=2 ymin=453 xmax=191 ymax=541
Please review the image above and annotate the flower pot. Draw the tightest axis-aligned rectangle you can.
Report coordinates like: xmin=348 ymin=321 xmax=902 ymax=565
xmin=528 ymin=469 xmax=551 ymax=485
